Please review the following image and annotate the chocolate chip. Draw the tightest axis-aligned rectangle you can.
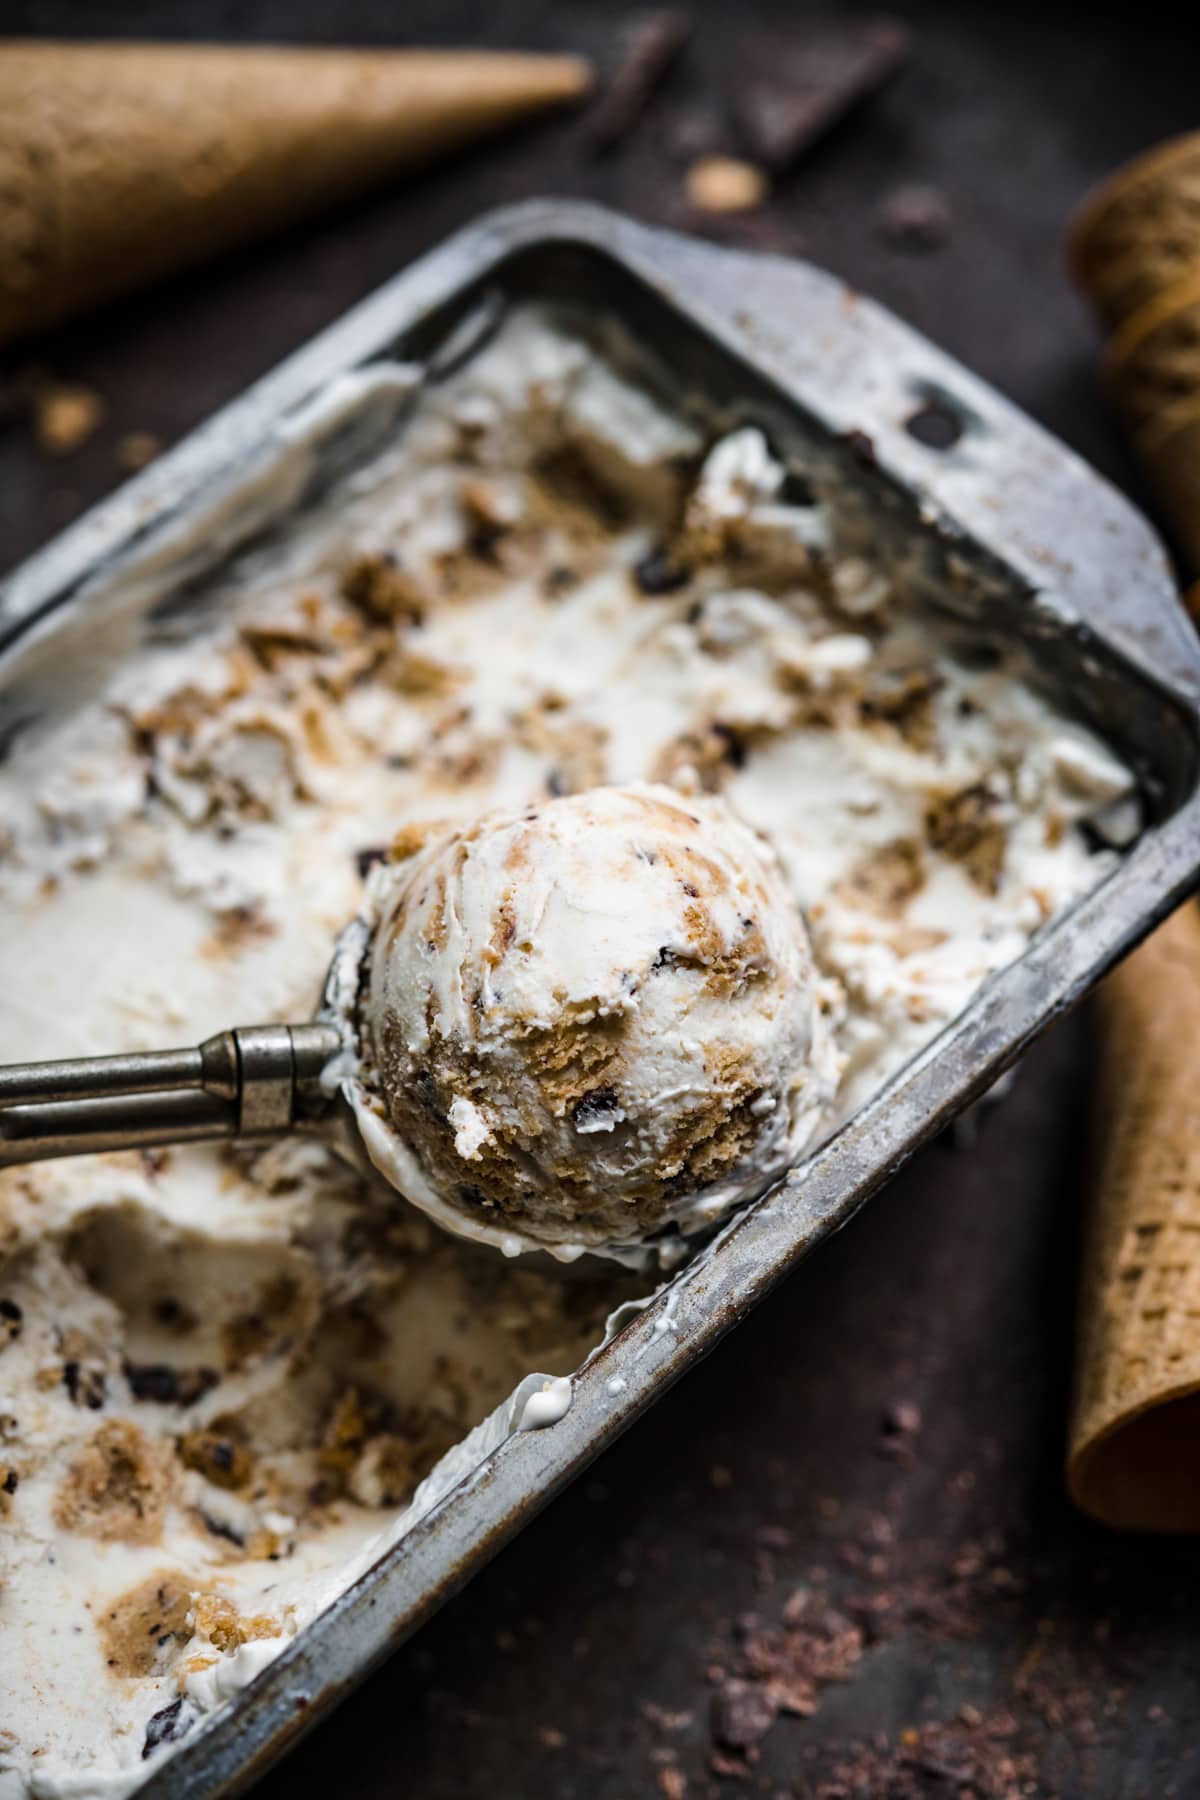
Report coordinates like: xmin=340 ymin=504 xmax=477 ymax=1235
xmin=572 ymin=1088 xmax=620 ymax=1129
xmin=784 ymin=470 xmax=818 ymax=507
xmin=412 ymin=1069 xmax=440 ymax=1115
xmin=1 ymin=1469 xmax=17 ymax=1495
xmin=152 ymin=1296 xmax=195 ymax=1339
xmin=0 ymin=1298 xmax=21 ymax=1322
xmin=543 ymin=565 xmax=579 ymax=598
xmin=465 ymin=519 xmax=504 ymax=563
xmin=355 ymin=845 xmax=386 ymax=879
xmin=711 ymin=721 xmax=746 ymax=768
xmin=63 ymin=1360 xmax=107 ymax=1410
xmin=634 ymin=548 xmax=692 ymax=595
xmin=200 ymin=1511 xmax=245 ymax=1546
xmin=142 ymin=1698 xmax=192 ymax=1758
xmin=124 ymin=1362 xmax=220 ymax=1406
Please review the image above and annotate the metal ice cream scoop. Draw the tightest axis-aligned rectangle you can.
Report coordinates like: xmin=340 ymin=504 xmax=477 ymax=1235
xmin=0 ymin=1021 xmax=350 ymax=1167
xmin=0 ymin=917 xmax=370 ymax=1170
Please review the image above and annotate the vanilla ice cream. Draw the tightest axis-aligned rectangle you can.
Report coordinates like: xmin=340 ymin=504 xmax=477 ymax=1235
xmin=0 ymin=300 xmax=1140 ymax=1799
xmin=349 ymin=783 xmax=839 ymax=1258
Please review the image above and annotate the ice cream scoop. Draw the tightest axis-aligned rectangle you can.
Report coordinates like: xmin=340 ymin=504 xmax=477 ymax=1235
xmin=345 ymin=783 xmax=840 ymax=1260
xmin=0 ymin=784 xmax=839 ymax=1264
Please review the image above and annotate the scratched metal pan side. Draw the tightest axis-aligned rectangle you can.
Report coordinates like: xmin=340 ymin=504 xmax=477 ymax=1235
xmin=0 ymin=203 xmax=1195 ymax=1800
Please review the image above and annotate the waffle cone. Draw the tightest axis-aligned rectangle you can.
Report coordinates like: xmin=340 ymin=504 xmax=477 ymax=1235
xmin=1105 ymin=271 xmax=1200 ymax=426
xmin=1068 ymin=904 xmax=1200 ymax=1530
xmin=0 ymin=40 xmax=591 ymax=344
xmin=1068 ymin=131 xmax=1200 ymax=332
xmin=1134 ymin=411 xmax=1200 ymax=571
xmin=1101 ymin=275 xmax=1200 ymax=566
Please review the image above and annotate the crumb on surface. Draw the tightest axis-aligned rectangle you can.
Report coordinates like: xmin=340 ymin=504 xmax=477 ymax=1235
xmin=34 ymin=383 xmax=105 ymax=454
xmin=116 ymin=431 xmax=162 ymax=472
xmin=686 ymin=156 xmax=769 ymax=214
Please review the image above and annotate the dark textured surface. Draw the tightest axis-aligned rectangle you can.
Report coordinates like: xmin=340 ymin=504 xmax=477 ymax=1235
xmin=3 ymin=5 xmax=1199 ymax=1795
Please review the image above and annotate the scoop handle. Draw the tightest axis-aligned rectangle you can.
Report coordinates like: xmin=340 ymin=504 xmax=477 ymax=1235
xmin=0 ymin=1022 xmax=342 ymax=1166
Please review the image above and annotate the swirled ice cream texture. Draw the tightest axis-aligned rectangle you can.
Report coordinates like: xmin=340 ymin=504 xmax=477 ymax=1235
xmin=351 ymin=784 xmax=839 ymax=1257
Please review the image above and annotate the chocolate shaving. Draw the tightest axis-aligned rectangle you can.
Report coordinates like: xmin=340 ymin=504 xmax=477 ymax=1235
xmin=734 ymin=17 xmax=909 ymax=171
xmin=710 ymin=1679 xmax=779 ymax=1751
xmin=125 ymin=1362 xmax=220 ymax=1406
xmin=142 ymin=1698 xmax=193 ymax=1759
xmin=355 ymin=845 xmax=387 ymax=879
xmin=571 ymin=1087 xmax=621 ymax=1129
xmin=634 ymin=548 xmax=692 ymax=594
xmin=63 ymin=1360 xmax=107 ymax=1410
xmin=877 ymin=182 xmax=953 ymax=253
xmin=585 ymin=10 xmax=692 ymax=155
xmin=200 ymin=1510 xmax=245 ymax=1547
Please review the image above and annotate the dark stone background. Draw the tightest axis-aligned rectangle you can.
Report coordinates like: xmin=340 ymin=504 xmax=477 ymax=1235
xmin=3 ymin=5 xmax=1198 ymax=1795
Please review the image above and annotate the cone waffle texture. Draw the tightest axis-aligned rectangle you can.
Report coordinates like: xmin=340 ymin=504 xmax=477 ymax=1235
xmin=0 ymin=40 xmax=591 ymax=344
xmin=1102 ymin=272 xmax=1200 ymax=567
xmin=1069 ymin=134 xmax=1200 ymax=572
xmin=1105 ymin=271 xmax=1200 ymax=438
xmin=1068 ymin=132 xmax=1200 ymax=333
xmin=1069 ymin=904 xmax=1200 ymax=1530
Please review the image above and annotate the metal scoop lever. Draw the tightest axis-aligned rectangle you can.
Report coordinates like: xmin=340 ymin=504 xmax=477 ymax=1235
xmin=0 ymin=1023 xmax=343 ymax=1167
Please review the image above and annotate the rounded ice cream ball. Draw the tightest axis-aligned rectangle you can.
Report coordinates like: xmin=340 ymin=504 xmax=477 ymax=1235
xmin=349 ymin=782 xmax=839 ymax=1259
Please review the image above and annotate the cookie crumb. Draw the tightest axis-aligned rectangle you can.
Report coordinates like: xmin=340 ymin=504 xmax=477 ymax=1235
xmin=877 ymin=183 xmax=953 ymax=252
xmin=117 ymin=431 xmax=162 ymax=472
xmin=686 ymin=156 xmax=768 ymax=214
xmin=34 ymin=383 xmax=105 ymax=454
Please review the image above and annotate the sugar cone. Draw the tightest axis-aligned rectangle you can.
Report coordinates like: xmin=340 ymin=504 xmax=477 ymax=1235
xmin=1068 ymin=904 xmax=1200 ymax=1530
xmin=0 ymin=41 xmax=591 ymax=344
xmin=1068 ymin=131 xmax=1200 ymax=333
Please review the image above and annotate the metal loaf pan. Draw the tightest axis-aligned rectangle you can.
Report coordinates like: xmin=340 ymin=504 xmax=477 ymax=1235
xmin=3 ymin=201 xmax=1199 ymax=1799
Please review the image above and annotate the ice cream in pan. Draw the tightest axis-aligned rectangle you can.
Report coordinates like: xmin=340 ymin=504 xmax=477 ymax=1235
xmin=2 ymin=779 xmax=838 ymax=1262
xmin=0 ymin=303 xmax=1140 ymax=1794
